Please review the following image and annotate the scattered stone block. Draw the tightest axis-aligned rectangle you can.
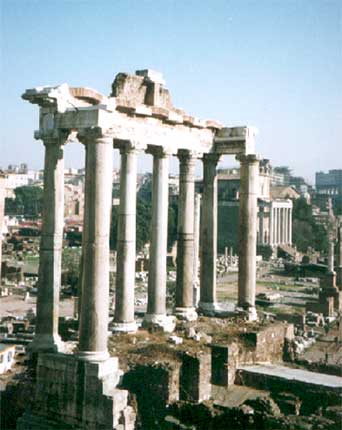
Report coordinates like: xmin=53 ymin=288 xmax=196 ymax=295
xmin=180 ymin=350 xmax=211 ymax=402
xmin=211 ymin=342 xmax=239 ymax=386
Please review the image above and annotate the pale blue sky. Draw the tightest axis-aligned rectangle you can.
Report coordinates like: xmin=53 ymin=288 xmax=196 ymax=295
xmin=1 ymin=0 xmax=341 ymax=183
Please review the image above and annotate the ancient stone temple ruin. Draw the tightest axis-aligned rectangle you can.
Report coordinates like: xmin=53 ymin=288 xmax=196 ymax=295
xmin=18 ymin=69 xmax=261 ymax=429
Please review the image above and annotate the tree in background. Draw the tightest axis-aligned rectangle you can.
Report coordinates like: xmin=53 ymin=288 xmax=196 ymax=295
xmin=5 ymin=186 xmax=43 ymax=218
xmin=61 ymin=247 xmax=81 ymax=292
xmin=257 ymin=244 xmax=273 ymax=261
xmin=292 ymin=197 xmax=329 ymax=253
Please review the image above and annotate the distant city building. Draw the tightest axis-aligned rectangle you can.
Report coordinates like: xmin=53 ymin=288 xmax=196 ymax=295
xmin=197 ymin=159 xmax=293 ymax=253
xmin=315 ymin=169 xmax=342 ymax=215
xmin=3 ymin=164 xmax=42 ymax=198
xmin=270 ymin=166 xmax=292 ymax=186
xmin=64 ymin=183 xmax=84 ymax=220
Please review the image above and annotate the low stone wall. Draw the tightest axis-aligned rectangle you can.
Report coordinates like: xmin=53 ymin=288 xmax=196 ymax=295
xmin=239 ymin=323 xmax=294 ymax=364
xmin=123 ymin=361 xmax=181 ymax=429
xmin=236 ymin=368 xmax=341 ymax=415
xmin=210 ymin=323 xmax=294 ymax=387
xmin=16 ymin=353 xmax=135 ymax=430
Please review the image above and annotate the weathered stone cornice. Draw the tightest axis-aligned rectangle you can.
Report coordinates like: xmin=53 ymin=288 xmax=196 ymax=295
xmin=22 ymin=70 xmax=258 ymax=156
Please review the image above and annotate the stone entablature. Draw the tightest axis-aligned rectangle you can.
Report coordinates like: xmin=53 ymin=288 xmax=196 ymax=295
xmin=22 ymin=69 xmax=256 ymax=156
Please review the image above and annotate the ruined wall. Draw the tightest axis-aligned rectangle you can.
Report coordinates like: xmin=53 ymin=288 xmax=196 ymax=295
xmin=17 ymin=354 xmax=134 ymax=430
xmin=180 ymin=351 xmax=211 ymax=402
xmin=209 ymin=323 xmax=294 ymax=388
xmin=122 ymin=362 xmax=180 ymax=430
xmin=238 ymin=323 xmax=294 ymax=364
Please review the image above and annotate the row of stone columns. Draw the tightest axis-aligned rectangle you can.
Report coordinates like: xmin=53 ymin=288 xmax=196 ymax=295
xmin=269 ymin=206 xmax=292 ymax=246
xmin=30 ymin=129 xmax=261 ymax=358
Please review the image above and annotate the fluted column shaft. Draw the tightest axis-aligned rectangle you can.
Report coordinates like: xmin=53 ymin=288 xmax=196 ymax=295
xmin=193 ymin=194 xmax=201 ymax=291
xmin=277 ymin=208 xmax=281 ymax=245
xmin=273 ymin=207 xmax=278 ymax=245
xmin=281 ymin=208 xmax=285 ymax=244
xmin=146 ymin=148 xmax=170 ymax=316
xmin=284 ymin=208 xmax=288 ymax=244
xmin=175 ymin=150 xmax=197 ymax=319
xmin=199 ymin=153 xmax=220 ymax=313
xmin=78 ymin=133 xmax=113 ymax=361
xmin=337 ymin=226 xmax=342 ymax=288
xmin=328 ymin=240 xmax=335 ymax=273
xmin=259 ymin=207 xmax=264 ymax=244
xmin=113 ymin=143 xmax=140 ymax=331
xmin=237 ymin=154 xmax=259 ymax=319
xmin=30 ymin=134 xmax=67 ymax=353
xmin=289 ymin=208 xmax=292 ymax=245
xmin=269 ymin=205 xmax=274 ymax=246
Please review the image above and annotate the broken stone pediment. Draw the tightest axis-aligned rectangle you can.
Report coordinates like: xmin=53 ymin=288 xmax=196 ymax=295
xmin=22 ymin=83 xmax=101 ymax=113
xmin=111 ymin=69 xmax=173 ymax=110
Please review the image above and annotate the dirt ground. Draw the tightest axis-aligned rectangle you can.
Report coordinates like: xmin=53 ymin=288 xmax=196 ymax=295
xmin=0 ymin=294 xmax=74 ymax=319
xmin=302 ymin=323 xmax=342 ymax=366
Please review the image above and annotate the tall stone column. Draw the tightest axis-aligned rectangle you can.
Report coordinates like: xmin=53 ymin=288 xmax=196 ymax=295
xmin=273 ymin=207 xmax=277 ymax=245
xmin=328 ymin=240 xmax=335 ymax=273
xmin=78 ymin=131 xmax=113 ymax=361
xmin=144 ymin=146 xmax=175 ymax=332
xmin=175 ymin=150 xmax=198 ymax=321
xmin=113 ymin=142 xmax=142 ymax=332
xmin=337 ymin=226 xmax=342 ymax=289
xmin=277 ymin=208 xmax=281 ymax=245
xmin=289 ymin=208 xmax=293 ymax=245
xmin=269 ymin=205 xmax=274 ymax=246
xmin=199 ymin=153 xmax=220 ymax=314
xmin=193 ymin=193 xmax=201 ymax=306
xmin=281 ymin=208 xmax=285 ymax=244
xmin=259 ymin=207 xmax=264 ymax=244
xmin=284 ymin=208 xmax=288 ymax=244
xmin=236 ymin=154 xmax=260 ymax=321
xmin=287 ymin=207 xmax=291 ymax=244
xmin=29 ymin=132 xmax=68 ymax=354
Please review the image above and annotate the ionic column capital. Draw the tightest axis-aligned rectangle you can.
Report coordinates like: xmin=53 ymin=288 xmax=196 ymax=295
xmin=177 ymin=149 xmax=202 ymax=162
xmin=146 ymin=145 xmax=173 ymax=158
xmin=36 ymin=129 xmax=71 ymax=146
xmin=202 ymin=152 xmax=221 ymax=165
xmin=77 ymin=127 xmax=113 ymax=145
xmin=114 ymin=139 xmax=146 ymax=154
xmin=236 ymin=153 xmax=261 ymax=165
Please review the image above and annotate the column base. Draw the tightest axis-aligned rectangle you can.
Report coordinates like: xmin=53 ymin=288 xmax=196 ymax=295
xmin=197 ymin=301 xmax=221 ymax=316
xmin=142 ymin=313 xmax=176 ymax=333
xmin=27 ymin=333 xmax=64 ymax=355
xmin=193 ymin=283 xmax=200 ymax=307
xmin=16 ymin=353 xmax=135 ymax=430
xmin=174 ymin=307 xmax=198 ymax=322
xmin=111 ymin=320 xmax=138 ymax=333
xmin=76 ymin=350 xmax=110 ymax=362
xmin=236 ymin=306 xmax=258 ymax=322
